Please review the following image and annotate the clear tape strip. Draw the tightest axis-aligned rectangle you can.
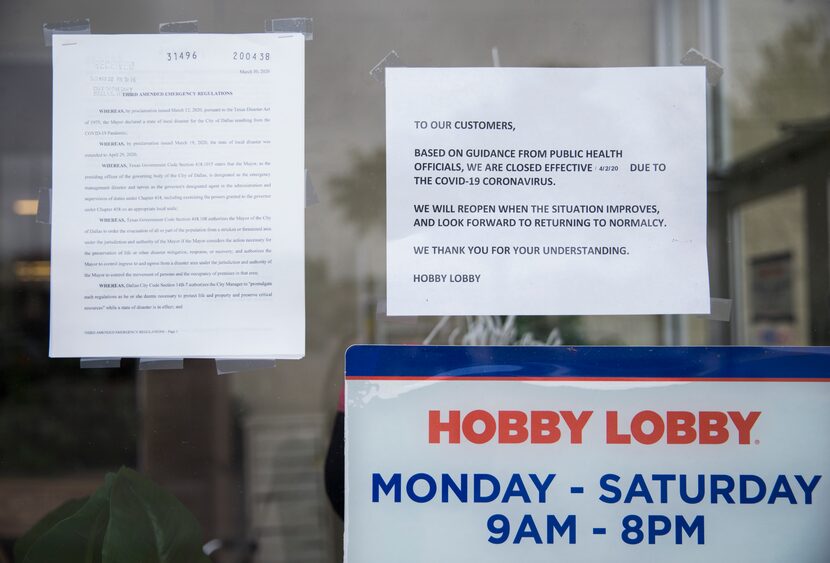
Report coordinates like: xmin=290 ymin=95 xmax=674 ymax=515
xmin=305 ymin=170 xmax=319 ymax=207
xmin=43 ymin=18 xmax=91 ymax=47
xmin=695 ymin=298 xmax=732 ymax=322
xmin=370 ymin=50 xmax=402 ymax=83
xmin=708 ymin=298 xmax=732 ymax=322
xmin=80 ymin=357 xmax=121 ymax=369
xmin=138 ymin=357 xmax=184 ymax=370
xmin=36 ymin=188 xmax=52 ymax=224
xmin=215 ymin=358 xmax=277 ymax=375
xmin=265 ymin=18 xmax=313 ymax=40
xmin=376 ymin=301 xmax=419 ymax=324
xmin=680 ymin=48 xmax=724 ymax=86
xmin=159 ymin=20 xmax=199 ymax=34
xmin=491 ymin=46 xmax=501 ymax=67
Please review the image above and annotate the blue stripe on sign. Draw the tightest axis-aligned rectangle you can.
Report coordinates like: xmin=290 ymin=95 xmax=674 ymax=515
xmin=344 ymin=345 xmax=830 ymax=379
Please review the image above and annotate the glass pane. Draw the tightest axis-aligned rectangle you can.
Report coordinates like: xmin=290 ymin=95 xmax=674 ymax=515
xmin=0 ymin=0 xmax=828 ymax=561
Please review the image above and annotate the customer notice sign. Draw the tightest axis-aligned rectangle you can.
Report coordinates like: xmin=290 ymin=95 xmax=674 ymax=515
xmin=386 ymin=67 xmax=709 ymax=316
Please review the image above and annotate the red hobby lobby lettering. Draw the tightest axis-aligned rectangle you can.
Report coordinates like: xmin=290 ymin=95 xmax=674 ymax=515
xmin=428 ymin=410 xmax=761 ymax=445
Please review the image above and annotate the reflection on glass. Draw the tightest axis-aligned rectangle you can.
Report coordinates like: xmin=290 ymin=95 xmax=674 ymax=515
xmin=0 ymin=0 xmax=828 ymax=561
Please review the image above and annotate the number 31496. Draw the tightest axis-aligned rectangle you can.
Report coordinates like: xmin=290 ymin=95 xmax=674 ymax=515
xmin=167 ymin=51 xmax=197 ymax=61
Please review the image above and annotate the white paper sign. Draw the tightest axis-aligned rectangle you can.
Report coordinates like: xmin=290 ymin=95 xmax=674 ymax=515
xmin=386 ymin=67 xmax=709 ymax=316
xmin=50 ymin=34 xmax=304 ymax=358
